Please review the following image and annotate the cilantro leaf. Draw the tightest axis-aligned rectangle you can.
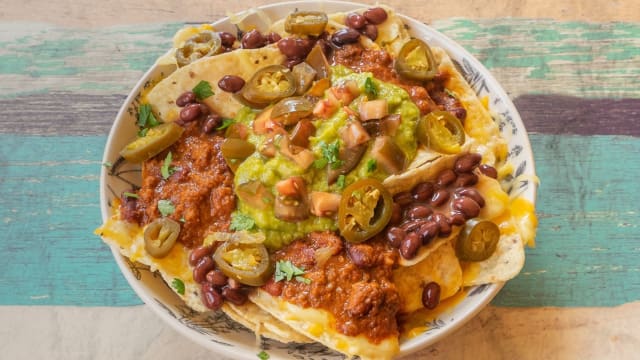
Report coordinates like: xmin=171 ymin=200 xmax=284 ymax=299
xmin=364 ymin=77 xmax=377 ymax=98
xmin=257 ymin=351 xmax=270 ymax=360
xmin=216 ymin=118 xmax=235 ymax=130
xmin=336 ymin=174 xmax=346 ymax=189
xmin=313 ymin=158 xmax=328 ymax=169
xmin=157 ymin=199 xmax=175 ymax=217
xmin=230 ymin=212 xmax=255 ymax=231
xmin=366 ymin=159 xmax=377 ymax=173
xmin=275 ymin=260 xmax=308 ymax=283
xmin=137 ymin=128 xmax=149 ymax=137
xmin=316 ymin=141 xmax=343 ymax=170
xmin=123 ymin=192 xmax=139 ymax=199
xmin=161 ymin=152 xmax=176 ymax=180
xmin=171 ymin=278 xmax=185 ymax=295
xmin=192 ymin=80 xmax=214 ymax=100
xmin=137 ymin=104 xmax=160 ymax=128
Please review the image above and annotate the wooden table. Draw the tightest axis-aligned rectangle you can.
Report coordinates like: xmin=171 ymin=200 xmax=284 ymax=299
xmin=1 ymin=1 xmax=639 ymax=359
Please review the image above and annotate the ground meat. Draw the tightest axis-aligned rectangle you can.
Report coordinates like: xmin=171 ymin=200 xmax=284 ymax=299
xmin=119 ymin=121 xmax=235 ymax=248
xmin=273 ymin=231 xmax=400 ymax=343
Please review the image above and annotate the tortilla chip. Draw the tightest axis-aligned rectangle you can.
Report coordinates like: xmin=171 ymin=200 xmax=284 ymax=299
xmin=146 ymin=47 xmax=286 ymax=120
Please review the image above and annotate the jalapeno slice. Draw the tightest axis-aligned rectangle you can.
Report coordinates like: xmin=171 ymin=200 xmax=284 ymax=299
xmin=176 ymin=31 xmax=222 ymax=67
xmin=456 ymin=220 xmax=500 ymax=262
xmin=416 ymin=111 xmax=465 ymax=154
xmin=242 ymin=65 xmax=297 ymax=106
xmin=338 ymin=178 xmax=393 ymax=243
xmin=395 ymin=39 xmax=437 ymax=81
xmin=285 ymin=11 xmax=328 ymax=36
xmin=144 ymin=218 xmax=181 ymax=258
xmin=271 ymin=96 xmax=313 ymax=126
xmin=221 ymin=138 xmax=255 ymax=172
xmin=120 ymin=122 xmax=184 ymax=163
xmin=213 ymin=241 xmax=273 ymax=286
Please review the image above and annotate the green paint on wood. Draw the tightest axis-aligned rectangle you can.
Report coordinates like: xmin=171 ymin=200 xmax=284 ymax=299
xmin=1 ymin=133 xmax=639 ymax=307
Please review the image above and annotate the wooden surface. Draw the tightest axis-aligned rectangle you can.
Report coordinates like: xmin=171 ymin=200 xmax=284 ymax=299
xmin=1 ymin=0 xmax=639 ymax=359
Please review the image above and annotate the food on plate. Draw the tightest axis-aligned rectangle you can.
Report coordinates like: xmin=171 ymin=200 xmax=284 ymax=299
xmin=96 ymin=5 xmax=537 ymax=360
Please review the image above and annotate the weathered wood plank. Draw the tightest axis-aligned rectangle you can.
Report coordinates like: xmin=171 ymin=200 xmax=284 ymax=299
xmin=1 ymin=133 xmax=639 ymax=307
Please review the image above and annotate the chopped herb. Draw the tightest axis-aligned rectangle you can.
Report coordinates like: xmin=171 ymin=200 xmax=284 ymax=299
xmin=257 ymin=351 xmax=270 ymax=360
xmin=161 ymin=151 xmax=176 ymax=179
xmin=123 ymin=192 xmax=139 ymax=199
xmin=137 ymin=128 xmax=149 ymax=137
xmin=316 ymin=141 xmax=343 ymax=170
xmin=313 ymin=158 xmax=328 ymax=169
xmin=444 ymin=88 xmax=458 ymax=98
xmin=230 ymin=212 xmax=255 ymax=231
xmin=275 ymin=260 xmax=308 ymax=283
xmin=216 ymin=118 xmax=235 ymax=130
xmin=102 ymin=161 xmax=112 ymax=168
xmin=171 ymin=278 xmax=185 ymax=295
xmin=336 ymin=174 xmax=346 ymax=189
xmin=157 ymin=199 xmax=175 ymax=217
xmin=364 ymin=77 xmax=377 ymax=97
xmin=137 ymin=104 xmax=159 ymax=128
xmin=192 ymin=80 xmax=214 ymax=100
xmin=366 ymin=159 xmax=377 ymax=173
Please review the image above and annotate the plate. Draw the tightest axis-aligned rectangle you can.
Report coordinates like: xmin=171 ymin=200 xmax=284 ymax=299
xmin=99 ymin=1 xmax=536 ymax=358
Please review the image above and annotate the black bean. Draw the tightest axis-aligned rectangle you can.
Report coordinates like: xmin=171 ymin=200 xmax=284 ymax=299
xmin=430 ymin=189 xmax=450 ymax=207
xmin=454 ymin=173 xmax=478 ymax=187
xmin=453 ymin=197 xmax=481 ymax=219
xmin=193 ymin=256 xmax=215 ymax=284
xmin=449 ymin=211 xmax=466 ymax=226
xmin=455 ymin=153 xmax=482 ymax=173
xmin=412 ymin=182 xmax=434 ymax=202
xmin=386 ymin=226 xmax=405 ymax=248
xmin=188 ymin=245 xmax=213 ymax=266
xmin=406 ymin=204 xmax=432 ymax=220
xmin=455 ymin=187 xmax=485 ymax=207
xmin=431 ymin=213 xmax=451 ymax=237
xmin=418 ymin=220 xmax=440 ymax=244
xmin=345 ymin=13 xmax=366 ymax=29
xmin=201 ymin=283 xmax=224 ymax=310
xmin=176 ymin=91 xmax=196 ymax=107
xmin=222 ymin=287 xmax=248 ymax=305
xmin=400 ymin=232 xmax=421 ymax=259
xmin=436 ymin=169 xmax=457 ymax=187
xmin=394 ymin=191 xmax=414 ymax=206
xmin=179 ymin=103 xmax=202 ymax=123
xmin=218 ymin=32 xmax=236 ymax=48
xmin=206 ymin=269 xmax=228 ymax=287
xmin=202 ymin=114 xmax=222 ymax=134
xmin=362 ymin=24 xmax=378 ymax=41
xmin=390 ymin=202 xmax=403 ymax=225
xmin=479 ymin=164 xmax=498 ymax=179
xmin=363 ymin=7 xmax=388 ymax=25
xmin=422 ymin=282 xmax=441 ymax=309
xmin=277 ymin=38 xmax=314 ymax=59
xmin=265 ymin=32 xmax=282 ymax=44
xmin=241 ymin=29 xmax=267 ymax=49
xmin=218 ymin=75 xmax=245 ymax=93
xmin=331 ymin=28 xmax=361 ymax=46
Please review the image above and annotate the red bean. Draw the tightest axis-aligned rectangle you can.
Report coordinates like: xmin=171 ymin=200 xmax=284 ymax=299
xmin=412 ymin=182 xmax=434 ymax=202
xmin=455 ymin=187 xmax=485 ymax=207
xmin=406 ymin=204 xmax=432 ymax=220
xmin=431 ymin=213 xmax=451 ymax=237
xmin=265 ymin=32 xmax=282 ymax=44
xmin=206 ymin=269 xmax=228 ymax=287
xmin=188 ymin=245 xmax=213 ymax=266
xmin=348 ymin=243 xmax=376 ymax=268
xmin=262 ymin=279 xmax=284 ymax=297
xmin=199 ymin=103 xmax=210 ymax=116
xmin=201 ymin=283 xmax=223 ymax=310
xmin=363 ymin=7 xmax=388 ymax=25
xmin=401 ymin=219 xmax=425 ymax=233
xmin=284 ymin=57 xmax=304 ymax=69
xmin=453 ymin=197 xmax=481 ymax=219
xmin=449 ymin=211 xmax=466 ymax=226
xmin=386 ymin=226 xmax=406 ymax=248
xmin=422 ymin=282 xmax=441 ymax=309
xmin=218 ymin=32 xmax=236 ymax=47
xmin=218 ymin=75 xmax=245 ymax=93
xmin=455 ymin=153 xmax=482 ymax=173
xmin=455 ymin=173 xmax=478 ymax=187
xmin=390 ymin=202 xmax=403 ymax=225
xmin=179 ymin=103 xmax=202 ymax=123
xmin=418 ymin=220 xmax=440 ymax=244
xmin=479 ymin=164 xmax=498 ymax=179
xmin=436 ymin=169 xmax=457 ymax=186
xmin=202 ymin=114 xmax=222 ymax=133
xmin=176 ymin=91 xmax=196 ymax=107
xmin=430 ymin=189 xmax=450 ymax=207
xmin=362 ymin=24 xmax=378 ymax=41
xmin=193 ymin=256 xmax=215 ymax=284
xmin=222 ymin=287 xmax=248 ymax=305
xmin=227 ymin=278 xmax=242 ymax=290
xmin=345 ymin=13 xmax=366 ymax=29
xmin=400 ymin=232 xmax=421 ymax=259
xmin=331 ymin=28 xmax=361 ymax=46
xmin=277 ymin=38 xmax=314 ymax=58
xmin=394 ymin=191 xmax=414 ymax=206
xmin=241 ymin=29 xmax=266 ymax=49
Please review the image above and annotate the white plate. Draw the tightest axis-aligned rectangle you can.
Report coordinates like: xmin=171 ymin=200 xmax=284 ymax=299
xmin=100 ymin=1 xmax=536 ymax=358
